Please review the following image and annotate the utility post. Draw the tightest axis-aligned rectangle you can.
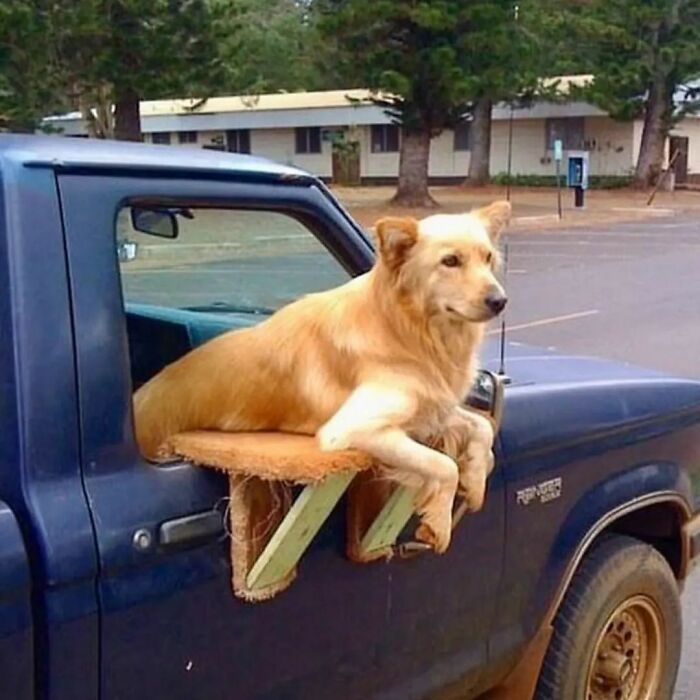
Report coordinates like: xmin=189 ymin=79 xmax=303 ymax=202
xmin=554 ymin=138 xmax=563 ymax=219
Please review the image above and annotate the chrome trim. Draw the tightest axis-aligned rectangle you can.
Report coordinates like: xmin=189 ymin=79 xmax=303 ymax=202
xmin=547 ymin=491 xmax=692 ymax=625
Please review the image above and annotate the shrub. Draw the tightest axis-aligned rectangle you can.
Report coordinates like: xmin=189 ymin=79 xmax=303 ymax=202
xmin=489 ymin=173 xmax=633 ymax=189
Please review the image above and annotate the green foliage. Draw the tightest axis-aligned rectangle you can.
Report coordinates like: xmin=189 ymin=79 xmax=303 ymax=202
xmin=543 ymin=0 xmax=700 ymax=124
xmin=1 ymin=0 xmax=244 ymax=134
xmin=458 ymin=1 xmax=545 ymax=107
xmin=490 ymin=172 xmax=634 ymax=189
xmin=317 ymin=0 xmax=477 ymax=134
xmin=0 ymin=1 xmax=66 ymax=131
xmin=108 ymin=0 xmax=236 ymax=98
xmin=223 ymin=0 xmax=337 ymax=93
xmin=0 ymin=0 xmax=335 ymax=134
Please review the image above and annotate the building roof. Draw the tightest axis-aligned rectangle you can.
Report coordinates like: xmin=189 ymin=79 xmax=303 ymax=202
xmin=540 ymin=74 xmax=595 ymax=94
xmin=140 ymin=89 xmax=376 ymax=117
xmin=0 ymin=133 xmax=312 ymax=181
xmin=45 ymin=80 xmax=591 ymax=123
xmin=46 ymin=75 xmax=700 ymax=136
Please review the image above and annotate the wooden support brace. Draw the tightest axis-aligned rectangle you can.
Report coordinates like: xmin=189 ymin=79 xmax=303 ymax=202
xmin=246 ymin=471 xmax=355 ymax=591
xmin=246 ymin=477 xmax=419 ymax=591
xmin=358 ymin=486 xmax=417 ymax=557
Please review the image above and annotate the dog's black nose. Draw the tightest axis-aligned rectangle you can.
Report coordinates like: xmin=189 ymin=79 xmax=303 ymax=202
xmin=485 ymin=293 xmax=508 ymax=315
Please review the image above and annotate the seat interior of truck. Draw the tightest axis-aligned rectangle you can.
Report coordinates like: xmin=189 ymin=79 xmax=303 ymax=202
xmin=125 ymin=303 xmax=257 ymax=389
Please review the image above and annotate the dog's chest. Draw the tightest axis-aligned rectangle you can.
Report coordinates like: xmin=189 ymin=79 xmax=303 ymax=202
xmin=408 ymin=396 xmax=460 ymax=442
xmin=406 ymin=366 xmax=475 ymax=441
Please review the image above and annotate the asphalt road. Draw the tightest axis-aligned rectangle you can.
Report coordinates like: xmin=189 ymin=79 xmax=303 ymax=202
xmin=498 ymin=215 xmax=700 ymax=700
xmin=123 ymin=214 xmax=700 ymax=695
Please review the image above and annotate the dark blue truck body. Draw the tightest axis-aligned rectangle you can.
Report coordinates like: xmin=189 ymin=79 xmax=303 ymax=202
xmin=1 ymin=135 xmax=699 ymax=700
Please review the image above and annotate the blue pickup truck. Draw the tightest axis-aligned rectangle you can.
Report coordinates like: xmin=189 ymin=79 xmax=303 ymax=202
xmin=2 ymin=134 xmax=700 ymax=700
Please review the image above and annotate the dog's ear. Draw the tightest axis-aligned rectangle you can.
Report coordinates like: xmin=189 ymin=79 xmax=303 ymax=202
xmin=374 ymin=217 xmax=419 ymax=270
xmin=473 ymin=201 xmax=511 ymax=242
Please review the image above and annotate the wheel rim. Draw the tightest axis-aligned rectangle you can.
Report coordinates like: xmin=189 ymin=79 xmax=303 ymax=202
xmin=585 ymin=595 xmax=664 ymax=700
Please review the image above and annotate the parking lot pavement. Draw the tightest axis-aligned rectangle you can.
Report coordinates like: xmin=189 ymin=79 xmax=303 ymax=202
xmin=494 ymin=218 xmax=700 ymax=378
xmin=491 ymin=216 xmax=700 ymax=697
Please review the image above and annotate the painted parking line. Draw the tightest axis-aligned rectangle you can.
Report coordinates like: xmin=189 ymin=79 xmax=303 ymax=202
xmin=533 ymin=230 xmax=700 ymax=239
xmin=486 ymin=309 xmax=600 ymax=335
xmin=508 ymin=238 xmax=700 ymax=245
xmin=510 ymin=252 xmax=634 ymax=260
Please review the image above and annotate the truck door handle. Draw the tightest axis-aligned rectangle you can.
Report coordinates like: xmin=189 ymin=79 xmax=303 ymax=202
xmin=159 ymin=510 xmax=224 ymax=548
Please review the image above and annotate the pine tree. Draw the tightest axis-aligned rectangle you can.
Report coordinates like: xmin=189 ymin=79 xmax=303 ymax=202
xmin=87 ymin=0 xmax=239 ymax=141
xmin=0 ymin=1 xmax=66 ymax=131
xmin=1 ymin=0 xmax=242 ymax=139
xmin=224 ymin=0 xmax=335 ymax=93
xmin=318 ymin=0 xmax=475 ymax=207
xmin=462 ymin=1 xmax=542 ymax=186
xmin=550 ymin=0 xmax=700 ymax=188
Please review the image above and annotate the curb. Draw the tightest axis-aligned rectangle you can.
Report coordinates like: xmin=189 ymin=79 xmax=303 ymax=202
xmin=511 ymin=214 xmax=561 ymax=226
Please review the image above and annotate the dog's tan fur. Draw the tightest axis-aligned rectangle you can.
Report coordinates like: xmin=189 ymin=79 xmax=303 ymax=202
xmin=134 ymin=201 xmax=511 ymax=552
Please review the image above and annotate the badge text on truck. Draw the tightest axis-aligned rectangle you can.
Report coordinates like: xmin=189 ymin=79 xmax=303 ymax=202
xmin=516 ymin=477 xmax=563 ymax=506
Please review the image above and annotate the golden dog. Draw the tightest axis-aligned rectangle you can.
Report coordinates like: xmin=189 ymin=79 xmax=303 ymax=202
xmin=134 ymin=200 xmax=510 ymax=552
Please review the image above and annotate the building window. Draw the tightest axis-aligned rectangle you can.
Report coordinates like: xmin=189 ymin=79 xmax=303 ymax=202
xmin=151 ymin=132 xmax=171 ymax=145
xmin=454 ymin=122 xmax=471 ymax=151
xmin=295 ymin=127 xmax=321 ymax=154
xmin=545 ymin=118 xmax=584 ymax=151
xmin=226 ymin=129 xmax=251 ymax=154
xmin=371 ymin=124 xmax=400 ymax=153
xmin=178 ymin=131 xmax=197 ymax=144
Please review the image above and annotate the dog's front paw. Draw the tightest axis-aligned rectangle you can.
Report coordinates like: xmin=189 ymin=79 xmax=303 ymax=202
xmin=316 ymin=424 xmax=351 ymax=452
xmin=458 ymin=470 xmax=488 ymax=513
xmin=414 ymin=486 xmax=456 ymax=554
xmin=458 ymin=445 xmax=493 ymax=493
xmin=415 ymin=515 xmax=452 ymax=554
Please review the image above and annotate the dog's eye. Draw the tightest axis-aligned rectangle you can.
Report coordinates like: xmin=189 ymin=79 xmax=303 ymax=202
xmin=441 ymin=254 xmax=461 ymax=268
xmin=486 ymin=252 xmax=493 ymax=264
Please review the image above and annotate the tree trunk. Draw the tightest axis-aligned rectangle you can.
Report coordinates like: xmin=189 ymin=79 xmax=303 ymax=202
xmin=634 ymin=79 xmax=671 ymax=189
xmin=391 ymin=128 xmax=437 ymax=208
xmin=114 ymin=87 xmax=142 ymax=141
xmin=467 ymin=97 xmax=492 ymax=186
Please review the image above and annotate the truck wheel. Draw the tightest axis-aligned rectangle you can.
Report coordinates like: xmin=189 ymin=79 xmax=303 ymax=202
xmin=534 ymin=534 xmax=681 ymax=700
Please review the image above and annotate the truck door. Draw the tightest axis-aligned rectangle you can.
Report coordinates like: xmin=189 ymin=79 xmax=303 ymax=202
xmin=0 ymin=502 xmax=33 ymax=700
xmin=58 ymin=171 xmax=504 ymax=700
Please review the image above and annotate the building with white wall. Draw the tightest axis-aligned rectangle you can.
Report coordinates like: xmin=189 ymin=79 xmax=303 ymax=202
xmin=43 ymin=83 xmax=700 ymax=184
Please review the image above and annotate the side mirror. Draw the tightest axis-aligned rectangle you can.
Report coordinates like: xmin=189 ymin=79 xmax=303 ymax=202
xmin=464 ymin=369 xmax=505 ymax=432
xmin=131 ymin=207 xmax=179 ymax=239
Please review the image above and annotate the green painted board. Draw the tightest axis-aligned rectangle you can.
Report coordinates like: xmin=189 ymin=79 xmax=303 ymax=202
xmin=247 ymin=471 xmax=355 ymax=591
xmin=359 ymin=485 xmax=417 ymax=555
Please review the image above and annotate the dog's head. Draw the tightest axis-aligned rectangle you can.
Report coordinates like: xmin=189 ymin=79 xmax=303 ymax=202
xmin=374 ymin=201 xmax=510 ymax=323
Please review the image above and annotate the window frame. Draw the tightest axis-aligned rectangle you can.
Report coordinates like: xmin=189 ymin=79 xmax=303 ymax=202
xmin=545 ymin=117 xmax=585 ymax=151
xmin=151 ymin=132 xmax=171 ymax=145
xmin=370 ymin=124 xmax=400 ymax=153
xmin=453 ymin=122 xmax=472 ymax=152
xmin=58 ymin=172 xmax=375 ymax=475
xmin=295 ymin=127 xmax=322 ymax=155
xmin=226 ymin=129 xmax=251 ymax=154
xmin=178 ymin=131 xmax=197 ymax=144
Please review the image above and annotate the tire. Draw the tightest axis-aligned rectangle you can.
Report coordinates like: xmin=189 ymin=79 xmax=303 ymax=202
xmin=534 ymin=534 xmax=682 ymax=700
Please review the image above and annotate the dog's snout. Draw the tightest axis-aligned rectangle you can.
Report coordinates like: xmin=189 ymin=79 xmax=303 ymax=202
xmin=485 ymin=292 xmax=507 ymax=315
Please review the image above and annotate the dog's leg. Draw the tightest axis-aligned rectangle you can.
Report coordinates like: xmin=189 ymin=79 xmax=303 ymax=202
xmin=352 ymin=428 xmax=459 ymax=553
xmin=439 ymin=407 xmax=495 ymax=513
xmin=318 ymin=386 xmax=459 ymax=553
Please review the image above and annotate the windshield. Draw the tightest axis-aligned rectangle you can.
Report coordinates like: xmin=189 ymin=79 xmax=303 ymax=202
xmin=116 ymin=206 xmax=350 ymax=312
